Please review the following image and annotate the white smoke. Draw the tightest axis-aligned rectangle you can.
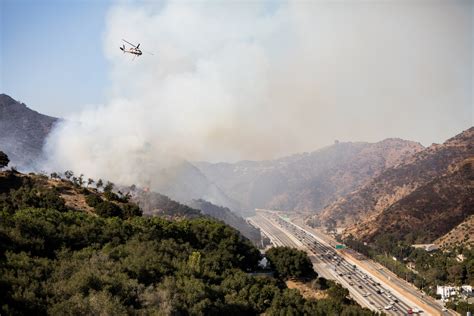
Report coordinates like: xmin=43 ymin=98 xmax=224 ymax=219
xmin=44 ymin=0 xmax=473 ymax=188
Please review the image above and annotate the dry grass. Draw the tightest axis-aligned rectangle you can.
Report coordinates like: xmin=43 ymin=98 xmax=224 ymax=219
xmin=285 ymin=280 xmax=328 ymax=300
xmin=435 ymin=215 xmax=474 ymax=250
xmin=42 ymin=177 xmax=96 ymax=214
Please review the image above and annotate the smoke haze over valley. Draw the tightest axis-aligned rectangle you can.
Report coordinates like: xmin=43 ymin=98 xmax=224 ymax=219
xmin=39 ymin=0 xmax=473 ymax=195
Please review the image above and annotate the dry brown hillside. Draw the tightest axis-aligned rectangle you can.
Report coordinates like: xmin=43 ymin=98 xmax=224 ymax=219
xmin=313 ymin=127 xmax=474 ymax=231
xmin=435 ymin=214 xmax=474 ymax=249
xmin=197 ymin=138 xmax=423 ymax=213
xmin=343 ymin=157 xmax=474 ymax=243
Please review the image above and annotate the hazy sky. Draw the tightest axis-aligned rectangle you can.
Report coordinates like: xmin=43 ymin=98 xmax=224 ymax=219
xmin=2 ymin=0 xmax=474 ymax=165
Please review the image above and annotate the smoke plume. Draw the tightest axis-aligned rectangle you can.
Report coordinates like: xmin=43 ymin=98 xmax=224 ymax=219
xmin=44 ymin=0 xmax=473 ymax=189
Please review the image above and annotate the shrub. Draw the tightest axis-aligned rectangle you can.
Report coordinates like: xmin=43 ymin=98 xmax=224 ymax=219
xmin=85 ymin=194 xmax=103 ymax=208
xmin=94 ymin=201 xmax=123 ymax=218
xmin=266 ymin=247 xmax=317 ymax=280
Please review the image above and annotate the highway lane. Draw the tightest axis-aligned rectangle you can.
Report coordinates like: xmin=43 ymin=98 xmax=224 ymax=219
xmin=250 ymin=211 xmax=429 ymax=315
xmin=369 ymin=262 xmax=447 ymax=315
xmin=292 ymin=218 xmax=457 ymax=316
xmin=301 ymin=233 xmax=407 ymax=312
xmin=248 ymin=215 xmax=302 ymax=247
xmin=250 ymin=213 xmax=396 ymax=313
xmin=280 ymin=216 xmax=415 ymax=315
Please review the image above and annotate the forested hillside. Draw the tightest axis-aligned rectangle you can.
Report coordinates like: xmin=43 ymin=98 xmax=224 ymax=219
xmin=127 ymin=188 xmax=261 ymax=244
xmin=0 ymin=167 xmax=376 ymax=315
xmin=187 ymin=199 xmax=261 ymax=244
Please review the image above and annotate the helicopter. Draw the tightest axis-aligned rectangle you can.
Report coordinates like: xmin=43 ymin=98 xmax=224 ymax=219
xmin=120 ymin=39 xmax=153 ymax=58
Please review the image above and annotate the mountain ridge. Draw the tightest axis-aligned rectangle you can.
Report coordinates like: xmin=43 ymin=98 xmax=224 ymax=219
xmin=0 ymin=94 xmax=58 ymax=169
xmin=196 ymin=138 xmax=424 ymax=213
xmin=313 ymin=127 xmax=474 ymax=245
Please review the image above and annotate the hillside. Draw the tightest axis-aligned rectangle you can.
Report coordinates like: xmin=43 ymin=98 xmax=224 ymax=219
xmin=0 ymin=169 xmax=375 ymax=315
xmin=0 ymin=94 xmax=58 ymax=169
xmin=343 ymin=157 xmax=474 ymax=243
xmin=2 ymin=168 xmax=261 ymax=245
xmin=126 ymin=186 xmax=261 ymax=244
xmin=128 ymin=186 xmax=202 ymax=218
xmin=151 ymin=160 xmax=242 ymax=212
xmin=196 ymin=138 xmax=423 ymax=213
xmin=314 ymin=127 xmax=474 ymax=244
xmin=187 ymin=199 xmax=261 ymax=244
xmin=435 ymin=214 xmax=474 ymax=249
xmin=0 ymin=94 xmax=238 ymax=212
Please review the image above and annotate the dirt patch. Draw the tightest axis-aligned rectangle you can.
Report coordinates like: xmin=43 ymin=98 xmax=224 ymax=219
xmin=60 ymin=191 xmax=95 ymax=214
xmin=286 ymin=279 xmax=328 ymax=300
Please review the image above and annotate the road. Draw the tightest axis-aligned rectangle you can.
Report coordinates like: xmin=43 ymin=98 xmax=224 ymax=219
xmin=249 ymin=210 xmax=455 ymax=315
xmin=291 ymin=217 xmax=457 ymax=316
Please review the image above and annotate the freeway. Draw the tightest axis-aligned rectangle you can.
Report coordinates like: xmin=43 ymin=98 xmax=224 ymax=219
xmin=249 ymin=211 xmax=453 ymax=315
xmin=248 ymin=215 xmax=302 ymax=247
xmin=291 ymin=217 xmax=457 ymax=316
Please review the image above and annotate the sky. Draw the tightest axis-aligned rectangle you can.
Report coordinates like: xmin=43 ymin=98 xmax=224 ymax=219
xmin=1 ymin=0 xmax=474 ymax=169
xmin=1 ymin=0 xmax=110 ymax=117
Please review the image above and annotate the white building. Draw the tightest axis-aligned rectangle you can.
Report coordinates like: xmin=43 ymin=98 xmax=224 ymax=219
xmin=437 ymin=285 xmax=473 ymax=300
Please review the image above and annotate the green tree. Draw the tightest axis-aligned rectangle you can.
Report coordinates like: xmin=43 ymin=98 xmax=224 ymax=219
xmin=64 ymin=170 xmax=73 ymax=180
xmin=78 ymin=174 xmax=85 ymax=187
xmin=0 ymin=151 xmax=9 ymax=169
xmin=266 ymin=247 xmax=317 ymax=280
xmin=121 ymin=203 xmax=142 ymax=218
xmin=96 ymin=179 xmax=103 ymax=190
xmin=266 ymin=288 xmax=306 ymax=315
xmin=327 ymin=282 xmax=350 ymax=303
xmin=188 ymin=251 xmax=202 ymax=274
xmin=94 ymin=201 xmax=123 ymax=218
xmin=104 ymin=181 xmax=114 ymax=193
